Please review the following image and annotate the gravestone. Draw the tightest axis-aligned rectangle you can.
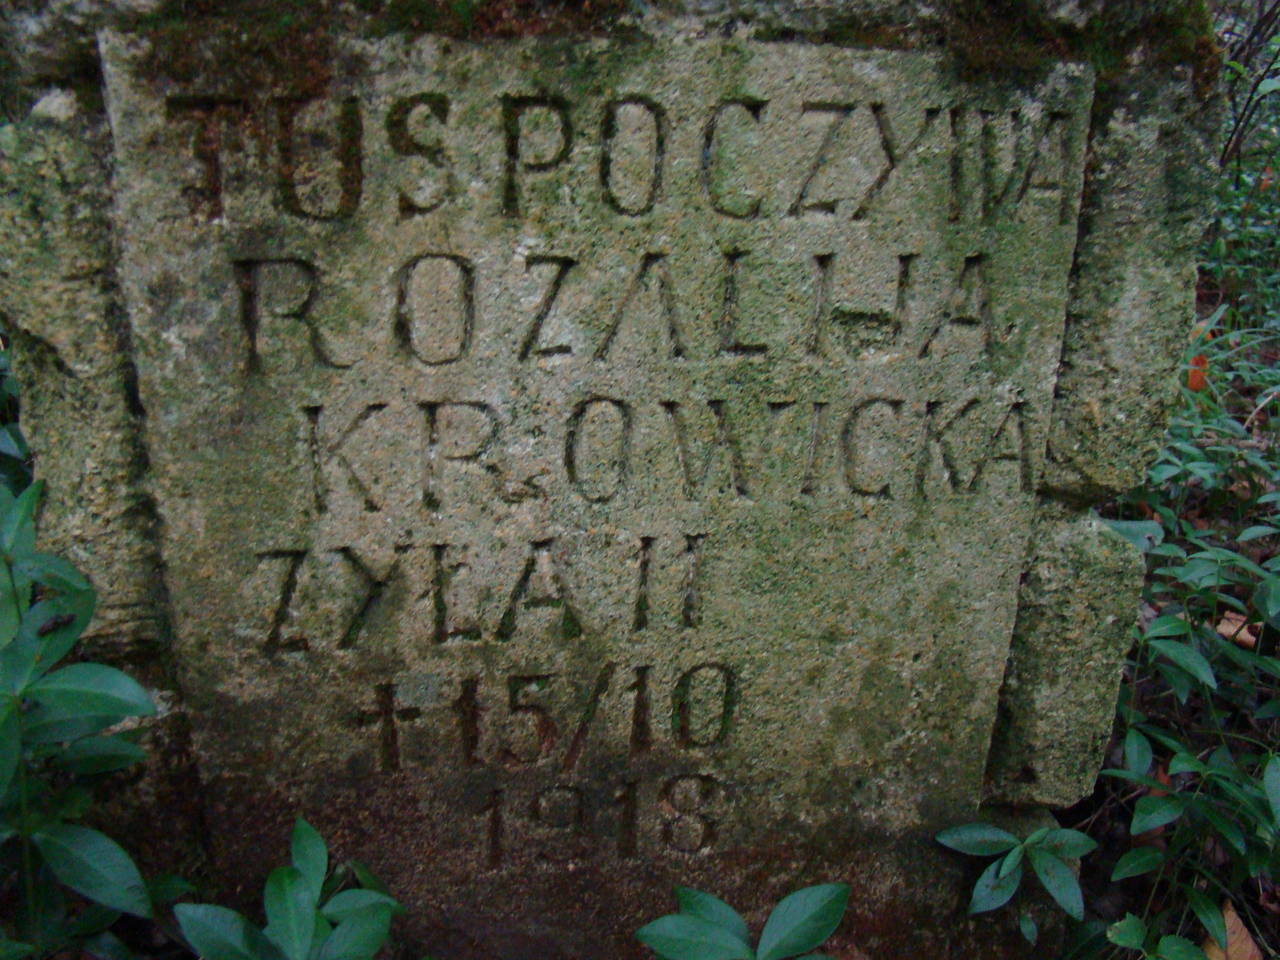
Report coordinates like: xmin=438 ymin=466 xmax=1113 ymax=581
xmin=0 ymin=3 xmax=1218 ymax=957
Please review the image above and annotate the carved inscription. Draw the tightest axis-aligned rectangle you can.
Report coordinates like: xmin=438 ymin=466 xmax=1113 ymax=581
xmin=107 ymin=37 xmax=1092 ymax=862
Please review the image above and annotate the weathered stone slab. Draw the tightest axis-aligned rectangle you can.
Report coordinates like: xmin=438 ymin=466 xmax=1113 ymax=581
xmin=99 ymin=33 xmax=1092 ymax=861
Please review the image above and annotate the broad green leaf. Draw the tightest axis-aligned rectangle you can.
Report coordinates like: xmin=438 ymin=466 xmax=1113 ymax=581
xmin=675 ymin=888 xmax=749 ymax=944
xmin=32 ymin=590 xmax=96 ymax=673
xmin=20 ymin=703 xmax=117 ymax=744
xmin=1254 ymin=699 xmax=1280 ymax=719
xmin=68 ymin=905 xmax=122 ymax=938
xmin=1198 ymin=802 xmax=1247 ymax=856
xmin=935 ymin=823 xmax=1020 ymax=856
xmin=314 ymin=908 xmax=392 ymax=960
xmin=1131 ymin=795 xmax=1186 ymax=834
xmin=1125 ymin=729 xmax=1153 ymax=776
xmin=0 ymin=702 xmax=19 ymax=800
xmin=1107 ymin=914 xmax=1147 ymax=950
xmin=147 ymin=873 xmax=195 ymax=905
xmin=1148 ymin=640 xmax=1218 ymax=689
xmin=176 ymin=904 xmax=285 ymax=960
xmin=82 ymin=932 xmax=136 ymax=960
xmin=1265 ymin=756 xmax=1280 ymax=823
xmin=320 ymin=890 xmax=403 ymax=924
xmin=292 ymin=819 xmax=328 ymax=905
xmin=1169 ymin=752 xmax=1206 ymax=776
xmin=308 ymin=915 xmax=332 ymax=960
xmin=0 ymin=565 xmax=18 ymax=645
xmin=2 ymin=481 xmax=41 ymax=556
xmin=1238 ymin=525 xmax=1278 ymax=542
xmin=60 ymin=735 xmax=147 ymax=775
xmin=0 ymin=933 xmax=33 ymax=960
xmin=1018 ymin=912 xmax=1036 ymax=945
xmin=968 ymin=859 xmax=1021 ymax=915
xmin=998 ymin=845 xmax=1023 ymax=879
xmin=756 ymin=884 xmax=849 ymax=960
xmin=1040 ymin=829 xmax=1097 ymax=859
xmin=1103 ymin=520 xmax=1164 ymax=553
xmin=348 ymin=861 xmax=389 ymax=896
xmin=1257 ymin=77 xmax=1280 ymax=96
xmin=1145 ymin=615 xmax=1192 ymax=639
xmin=1027 ymin=849 xmax=1083 ymax=921
xmin=1156 ymin=935 xmax=1209 ymax=960
xmin=264 ymin=866 xmax=315 ymax=960
xmin=14 ymin=555 xmax=89 ymax=594
xmin=1184 ymin=888 xmax=1225 ymax=951
xmin=32 ymin=824 xmax=151 ymax=917
xmin=1111 ymin=846 xmax=1165 ymax=880
xmin=636 ymin=915 xmax=754 ymax=960
xmin=27 ymin=664 xmax=155 ymax=719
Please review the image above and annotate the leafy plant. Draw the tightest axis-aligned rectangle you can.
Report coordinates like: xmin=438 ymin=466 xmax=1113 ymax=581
xmin=174 ymin=819 xmax=402 ymax=960
xmin=935 ymin=823 xmax=1096 ymax=945
xmin=0 ymin=480 xmax=159 ymax=958
xmin=636 ymin=884 xmax=849 ymax=960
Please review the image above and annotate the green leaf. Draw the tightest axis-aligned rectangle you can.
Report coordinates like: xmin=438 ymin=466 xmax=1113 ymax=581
xmin=1131 ymin=795 xmax=1185 ymax=834
xmin=0 ymin=933 xmax=33 ymax=960
xmin=1018 ymin=912 xmax=1037 ymax=945
xmin=60 ymin=735 xmax=147 ymax=775
xmin=27 ymin=664 xmax=155 ymax=719
xmin=82 ymin=932 xmax=136 ymax=960
xmin=0 ymin=702 xmax=19 ymax=800
xmin=320 ymin=890 xmax=403 ymax=924
xmin=1265 ymin=756 xmax=1280 ymax=823
xmin=14 ymin=555 xmax=89 ymax=594
xmin=1145 ymin=615 xmax=1192 ymax=639
xmin=147 ymin=873 xmax=195 ymax=905
xmin=32 ymin=824 xmax=151 ymax=917
xmin=636 ymin=915 xmax=754 ymax=960
xmin=1148 ymin=640 xmax=1218 ymax=689
xmin=1107 ymin=914 xmax=1147 ymax=950
xmin=673 ymin=888 xmax=749 ymax=943
xmin=1027 ymin=849 xmax=1083 ymax=921
xmin=314 ymin=908 xmax=392 ymax=960
xmin=1169 ymin=752 xmax=1206 ymax=776
xmin=756 ymin=885 xmax=849 ymax=960
xmin=935 ymin=823 xmax=1021 ymax=856
xmin=968 ymin=859 xmax=1021 ymax=915
xmin=307 ymin=916 xmax=333 ymax=960
xmin=1257 ymin=77 xmax=1280 ymax=96
xmin=20 ymin=703 xmax=117 ymax=744
xmin=348 ymin=861 xmax=389 ymax=896
xmin=1238 ymin=525 xmax=1278 ymax=542
xmin=0 ymin=565 xmax=19 ymax=645
xmin=1040 ymin=829 xmax=1097 ymax=859
xmin=1156 ymin=935 xmax=1209 ymax=960
xmin=1255 ymin=700 xmax=1280 ymax=719
xmin=998 ymin=846 xmax=1024 ymax=879
xmin=264 ymin=867 xmax=315 ymax=960
xmin=2 ymin=481 xmax=41 ymax=556
xmin=1125 ymin=729 xmax=1153 ymax=776
xmin=1103 ymin=519 xmax=1164 ymax=553
xmin=1111 ymin=846 xmax=1165 ymax=880
xmin=292 ymin=819 xmax=327 ymax=906
xmin=1184 ymin=888 xmax=1225 ymax=951
xmin=176 ymin=904 xmax=285 ymax=960
xmin=69 ymin=906 xmax=123 ymax=939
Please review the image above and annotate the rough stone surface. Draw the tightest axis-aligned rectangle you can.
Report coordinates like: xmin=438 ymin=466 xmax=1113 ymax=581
xmin=983 ymin=510 xmax=1145 ymax=806
xmin=0 ymin=1 xmax=1220 ymax=956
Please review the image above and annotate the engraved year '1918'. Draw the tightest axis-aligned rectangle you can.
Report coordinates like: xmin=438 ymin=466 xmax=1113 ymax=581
xmin=356 ymin=663 xmax=737 ymax=863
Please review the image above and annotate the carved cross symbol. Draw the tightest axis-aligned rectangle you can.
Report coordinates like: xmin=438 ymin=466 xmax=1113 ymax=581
xmin=355 ymin=683 xmax=422 ymax=772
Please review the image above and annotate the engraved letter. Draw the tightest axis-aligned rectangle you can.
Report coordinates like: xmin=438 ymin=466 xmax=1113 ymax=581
xmin=565 ymin=398 xmax=630 ymax=503
xmin=703 ymin=100 xmax=765 ymax=219
xmin=397 ymin=255 xmax=474 ymax=365
xmin=602 ymin=98 xmax=664 ymax=215
xmin=718 ymin=251 xmax=766 ymax=356
xmin=166 ymin=97 xmax=249 ymax=220
xmin=661 ymin=402 xmax=750 ymax=500
xmin=594 ymin=254 xmax=687 ymax=360
xmin=421 ymin=401 xmax=499 ymax=510
xmin=841 ymin=399 xmax=905 ymax=498
xmin=276 ymin=96 xmax=363 ymax=220
xmin=496 ymin=540 xmax=583 ymax=641
xmin=502 ymin=96 xmax=572 ymax=217
xmin=233 ymin=259 xmax=318 ymax=374
xmin=386 ymin=93 xmax=452 ymax=216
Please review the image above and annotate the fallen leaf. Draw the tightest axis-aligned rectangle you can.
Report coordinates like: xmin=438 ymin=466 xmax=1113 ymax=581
xmin=1203 ymin=902 xmax=1263 ymax=960
xmin=1216 ymin=611 xmax=1259 ymax=649
xmin=1189 ymin=354 xmax=1210 ymax=391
